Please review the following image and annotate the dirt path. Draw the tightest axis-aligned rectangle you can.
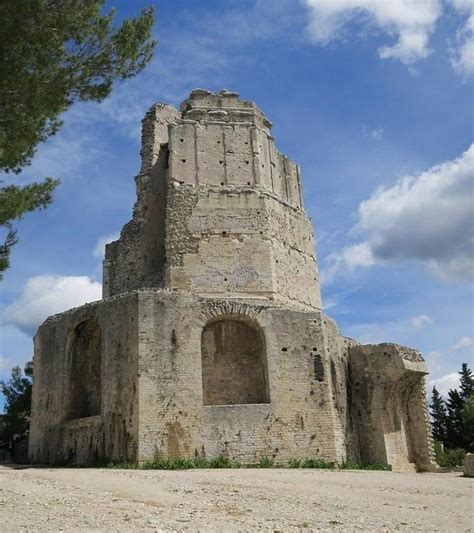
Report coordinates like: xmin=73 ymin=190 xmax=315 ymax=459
xmin=0 ymin=466 xmax=472 ymax=532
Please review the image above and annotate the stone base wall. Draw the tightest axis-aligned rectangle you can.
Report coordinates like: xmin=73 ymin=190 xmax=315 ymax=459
xmin=29 ymin=294 xmax=140 ymax=465
xmin=136 ymin=292 xmax=342 ymax=463
xmin=29 ymin=290 xmax=435 ymax=471
xmin=29 ymin=290 xmax=346 ymax=465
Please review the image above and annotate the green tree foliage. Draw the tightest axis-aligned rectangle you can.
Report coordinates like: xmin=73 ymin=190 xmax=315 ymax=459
xmin=0 ymin=178 xmax=59 ymax=276
xmin=0 ymin=362 xmax=33 ymax=452
xmin=459 ymin=363 xmax=474 ymax=401
xmin=0 ymin=0 xmax=156 ymax=276
xmin=430 ymin=386 xmax=447 ymax=443
xmin=430 ymin=362 xmax=474 ymax=457
xmin=461 ymin=393 xmax=474 ymax=452
xmin=445 ymin=388 xmax=465 ymax=449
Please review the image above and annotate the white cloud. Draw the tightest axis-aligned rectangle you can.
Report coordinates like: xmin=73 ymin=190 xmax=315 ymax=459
xmin=93 ymin=232 xmax=120 ymax=259
xmin=303 ymin=0 xmax=442 ymax=64
xmin=323 ymin=145 xmax=474 ymax=283
xmin=321 ymin=242 xmax=375 ymax=284
xmin=410 ymin=314 xmax=432 ymax=329
xmin=429 ymin=372 xmax=460 ymax=396
xmin=3 ymin=276 xmax=102 ymax=336
xmin=450 ymin=336 xmax=473 ymax=351
xmin=0 ymin=354 xmax=10 ymax=372
xmin=450 ymin=5 xmax=474 ymax=76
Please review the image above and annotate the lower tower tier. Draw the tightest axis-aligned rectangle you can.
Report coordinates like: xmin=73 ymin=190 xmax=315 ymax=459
xmin=29 ymin=290 xmax=435 ymax=471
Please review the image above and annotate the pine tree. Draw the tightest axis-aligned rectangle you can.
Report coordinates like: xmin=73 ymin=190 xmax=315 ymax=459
xmin=430 ymin=387 xmax=448 ymax=443
xmin=459 ymin=363 xmax=474 ymax=402
xmin=461 ymin=393 xmax=474 ymax=452
xmin=445 ymin=388 xmax=465 ymax=449
xmin=0 ymin=1 xmax=156 ymax=276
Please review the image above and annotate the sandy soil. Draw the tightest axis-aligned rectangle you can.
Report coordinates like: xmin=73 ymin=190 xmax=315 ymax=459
xmin=0 ymin=465 xmax=472 ymax=532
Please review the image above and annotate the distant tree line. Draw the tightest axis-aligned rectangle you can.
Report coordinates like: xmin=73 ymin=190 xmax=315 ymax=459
xmin=430 ymin=363 xmax=474 ymax=466
xmin=0 ymin=362 xmax=32 ymax=461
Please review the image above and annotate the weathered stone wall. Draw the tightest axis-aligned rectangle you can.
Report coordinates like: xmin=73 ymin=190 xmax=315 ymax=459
xmin=103 ymin=104 xmax=180 ymax=298
xmin=29 ymin=294 xmax=140 ymax=465
xmin=169 ymin=90 xmax=302 ymax=208
xmin=136 ymin=291 xmax=341 ymax=464
xmin=164 ymin=183 xmax=321 ymax=309
xmin=348 ymin=344 xmax=436 ymax=472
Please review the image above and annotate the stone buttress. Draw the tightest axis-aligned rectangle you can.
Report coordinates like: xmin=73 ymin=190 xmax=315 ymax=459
xmin=29 ymin=90 xmax=435 ymax=471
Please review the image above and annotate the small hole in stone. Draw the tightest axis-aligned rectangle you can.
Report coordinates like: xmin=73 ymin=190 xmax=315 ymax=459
xmin=260 ymin=231 xmax=263 ymax=234
xmin=217 ymin=140 xmax=221 ymax=144
xmin=179 ymin=138 xmax=184 ymax=142
xmin=219 ymin=160 xmax=223 ymax=164
xmin=222 ymin=231 xmax=227 ymax=236
xmin=247 ymin=182 xmax=250 ymax=185
xmin=224 ymin=278 xmax=227 ymax=281
xmin=281 ymin=347 xmax=288 ymax=352
xmin=245 ymin=161 xmax=249 ymax=164
xmin=220 ymin=182 xmax=224 ymax=185
xmin=181 ymin=159 xmax=186 ymax=163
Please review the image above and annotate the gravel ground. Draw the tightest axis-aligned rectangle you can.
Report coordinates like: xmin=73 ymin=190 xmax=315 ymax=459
xmin=0 ymin=465 xmax=472 ymax=532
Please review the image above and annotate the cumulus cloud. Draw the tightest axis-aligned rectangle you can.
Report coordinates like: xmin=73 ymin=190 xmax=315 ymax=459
xmin=3 ymin=276 xmax=102 ymax=336
xmin=410 ymin=314 xmax=432 ymax=329
xmin=449 ymin=1 xmax=474 ymax=76
xmin=321 ymin=242 xmax=375 ymax=284
xmin=450 ymin=336 xmax=473 ymax=351
xmin=303 ymin=0 xmax=442 ymax=64
xmin=93 ymin=232 xmax=120 ymax=259
xmin=429 ymin=372 xmax=460 ymax=397
xmin=323 ymin=144 xmax=474 ymax=283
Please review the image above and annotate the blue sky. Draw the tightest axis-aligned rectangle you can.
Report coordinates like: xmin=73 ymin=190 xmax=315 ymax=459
xmin=1 ymin=0 xmax=473 ymax=402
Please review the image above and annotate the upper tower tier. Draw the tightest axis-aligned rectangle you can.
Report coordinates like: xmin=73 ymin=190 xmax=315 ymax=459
xmin=104 ymin=89 xmax=322 ymax=310
xmin=163 ymin=89 xmax=303 ymax=208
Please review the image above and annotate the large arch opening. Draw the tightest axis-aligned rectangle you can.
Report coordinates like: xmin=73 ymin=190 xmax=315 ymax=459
xmin=201 ymin=318 xmax=269 ymax=406
xmin=68 ymin=319 xmax=102 ymax=420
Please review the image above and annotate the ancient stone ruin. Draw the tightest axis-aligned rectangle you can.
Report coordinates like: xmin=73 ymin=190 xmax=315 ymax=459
xmin=29 ymin=89 xmax=436 ymax=471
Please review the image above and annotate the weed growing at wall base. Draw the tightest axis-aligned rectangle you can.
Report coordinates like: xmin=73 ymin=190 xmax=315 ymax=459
xmin=340 ymin=461 xmax=392 ymax=471
xmin=104 ymin=457 xmax=391 ymax=471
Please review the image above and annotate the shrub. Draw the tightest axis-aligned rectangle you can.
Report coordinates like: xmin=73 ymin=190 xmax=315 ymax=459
xmin=437 ymin=447 xmax=466 ymax=467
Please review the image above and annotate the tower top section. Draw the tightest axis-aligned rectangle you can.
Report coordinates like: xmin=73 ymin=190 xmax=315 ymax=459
xmin=104 ymin=89 xmax=321 ymax=310
xmin=179 ymin=88 xmax=273 ymax=132
xmin=139 ymin=89 xmax=304 ymax=210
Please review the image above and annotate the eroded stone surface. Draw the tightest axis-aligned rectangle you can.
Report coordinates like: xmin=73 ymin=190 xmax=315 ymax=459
xmin=464 ymin=453 xmax=474 ymax=477
xmin=29 ymin=90 xmax=435 ymax=471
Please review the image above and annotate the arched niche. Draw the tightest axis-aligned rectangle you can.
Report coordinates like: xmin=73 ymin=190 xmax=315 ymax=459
xmin=201 ymin=317 xmax=270 ymax=406
xmin=67 ymin=319 xmax=102 ymax=419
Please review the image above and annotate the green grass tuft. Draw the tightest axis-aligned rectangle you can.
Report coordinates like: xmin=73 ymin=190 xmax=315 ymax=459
xmin=286 ymin=458 xmax=335 ymax=469
xmin=258 ymin=456 xmax=274 ymax=468
xmin=340 ymin=460 xmax=391 ymax=471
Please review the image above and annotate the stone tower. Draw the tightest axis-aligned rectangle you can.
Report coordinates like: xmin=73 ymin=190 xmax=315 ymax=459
xmin=29 ymin=90 xmax=436 ymax=471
